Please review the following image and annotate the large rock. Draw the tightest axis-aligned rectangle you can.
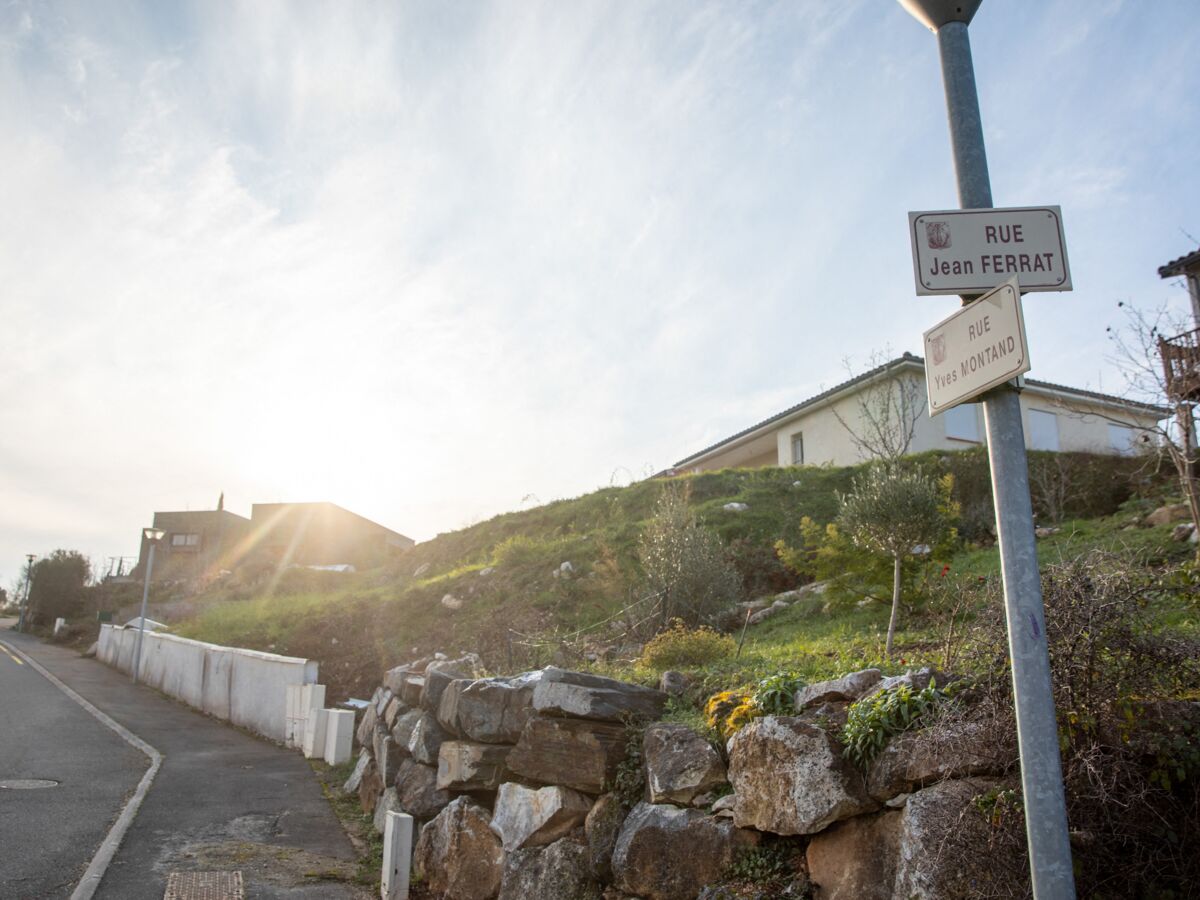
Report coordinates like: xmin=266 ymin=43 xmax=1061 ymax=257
xmin=395 ymin=758 xmax=452 ymax=819
xmin=437 ymin=740 xmax=512 ymax=792
xmin=611 ymin=802 xmax=760 ymax=900
xmin=794 ymin=669 xmax=882 ymax=710
xmin=490 ymin=782 xmax=593 ymax=852
xmin=358 ymin=759 xmax=383 ymax=815
xmin=584 ymin=794 xmax=627 ymax=881
xmin=373 ymin=786 xmax=402 ymax=834
xmin=420 ymin=654 xmax=484 ymax=712
xmin=343 ymin=749 xmax=371 ymax=794
xmin=414 ymin=797 xmax=504 ymax=900
xmin=507 ymin=716 xmax=627 ymax=794
xmin=498 ymin=838 xmax=602 ymax=900
xmin=1146 ymin=503 xmax=1191 ymax=526
xmin=400 ymin=674 xmax=426 ymax=707
xmin=392 ymin=708 xmax=424 ymax=749
xmin=643 ymin=723 xmax=727 ymax=805
xmin=373 ymin=731 xmax=404 ymax=785
xmin=383 ymin=695 xmax=408 ymax=729
xmin=356 ymin=701 xmax=378 ymax=747
xmin=867 ymin=721 xmax=1006 ymax=802
xmin=894 ymin=778 xmax=1015 ymax=899
xmin=532 ymin=667 xmax=667 ymax=722
xmin=728 ymin=716 xmax=876 ymax=835
xmin=806 ymin=810 xmax=901 ymax=900
xmin=407 ymin=711 xmax=450 ymax=765
xmin=439 ymin=672 xmax=542 ymax=743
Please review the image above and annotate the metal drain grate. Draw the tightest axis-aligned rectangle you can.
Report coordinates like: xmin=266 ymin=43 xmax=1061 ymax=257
xmin=163 ymin=871 xmax=244 ymax=900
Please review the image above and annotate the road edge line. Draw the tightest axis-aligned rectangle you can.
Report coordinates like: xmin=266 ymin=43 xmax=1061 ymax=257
xmin=0 ymin=639 xmax=163 ymax=900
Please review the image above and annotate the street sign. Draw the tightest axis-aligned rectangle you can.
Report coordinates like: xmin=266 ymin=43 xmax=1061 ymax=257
xmin=909 ymin=206 xmax=1071 ymax=295
xmin=924 ymin=276 xmax=1030 ymax=414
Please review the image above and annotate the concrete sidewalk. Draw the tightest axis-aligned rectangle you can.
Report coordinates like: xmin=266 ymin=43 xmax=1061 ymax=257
xmin=4 ymin=632 xmax=371 ymax=900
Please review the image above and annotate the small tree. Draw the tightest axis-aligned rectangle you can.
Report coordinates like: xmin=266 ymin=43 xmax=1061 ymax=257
xmin=838 ymin=465 xmax=949 ymax=656
xmin=638 ymin=484 xmax=742 ymax=629
xmin=27 ymin=550 xmax=91 ymax=627
xmin=832 ymin=351 xmax=927 ymax=463
xmin=1105 ymin=302 xmax=1200 ymax=561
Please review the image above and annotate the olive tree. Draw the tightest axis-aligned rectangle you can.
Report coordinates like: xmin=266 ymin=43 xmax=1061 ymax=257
xmin=638 ymin=484 xmax=742 ymax=629
xmin=838 ymin=465 xmax=949 ymax=656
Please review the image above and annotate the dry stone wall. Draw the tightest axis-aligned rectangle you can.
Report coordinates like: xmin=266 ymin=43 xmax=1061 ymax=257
xmin=348 ymin=656 xmax=1015 ymax=900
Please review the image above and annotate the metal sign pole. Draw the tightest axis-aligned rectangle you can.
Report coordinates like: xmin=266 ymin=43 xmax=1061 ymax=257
xmin=902 ymin=3 xmax=1077 ymax=896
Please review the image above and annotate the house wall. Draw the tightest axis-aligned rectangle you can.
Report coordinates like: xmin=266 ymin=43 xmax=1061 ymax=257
xmin=688 ymin=373 xmax=1160 ymax=472
xmin=133 ymin=509 xmax=252 ymax=583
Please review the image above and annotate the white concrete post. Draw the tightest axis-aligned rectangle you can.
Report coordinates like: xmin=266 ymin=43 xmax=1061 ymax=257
xmin=381 ymin=811 xmax=413 ymax=900
xmin=324 ymin=709 xmax=354 ymax=765
xmin=303 ymin=708 xmax=330 ymax=759
xmin=285 ymin=685 xmax=303 ymax=748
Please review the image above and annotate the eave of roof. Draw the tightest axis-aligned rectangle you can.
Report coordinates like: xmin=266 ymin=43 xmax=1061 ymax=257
xmin=1159 ymin=247 xmax=1200 ymax=278
xmin=674 ymin=354 xmax=1170 ymax=467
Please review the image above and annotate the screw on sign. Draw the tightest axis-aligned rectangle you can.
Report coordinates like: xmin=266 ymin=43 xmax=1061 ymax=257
xmin=908 ymin=207 xmax=1071 ymax=295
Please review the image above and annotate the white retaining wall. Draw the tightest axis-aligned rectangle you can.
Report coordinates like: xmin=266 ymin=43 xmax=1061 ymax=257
xmin=97 ymin=624 xmax=319 ymax=742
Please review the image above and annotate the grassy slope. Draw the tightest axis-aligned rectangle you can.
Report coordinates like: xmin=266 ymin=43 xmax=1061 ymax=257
xmin=170 ymin=450 xmax=1195 ymax=700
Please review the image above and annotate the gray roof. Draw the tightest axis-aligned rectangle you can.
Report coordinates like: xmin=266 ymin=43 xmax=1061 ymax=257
xmin=1159 ymin=247 xmax=1200 ymax=278
xmin=674 ymin=354 xmax=1168 ymax=467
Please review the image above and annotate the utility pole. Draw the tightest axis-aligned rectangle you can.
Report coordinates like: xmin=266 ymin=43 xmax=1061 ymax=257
xmin=899 ymin=2 xmax=1077 ymax=897
xmin=17 ymin=554 xmax=35 ymax=633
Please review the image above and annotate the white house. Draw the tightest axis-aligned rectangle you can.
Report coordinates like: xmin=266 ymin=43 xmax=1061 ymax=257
xmin=675 ymin=354 xmax=1166 ymax=472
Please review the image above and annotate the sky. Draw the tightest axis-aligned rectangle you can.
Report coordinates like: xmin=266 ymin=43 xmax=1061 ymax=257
xmin=1 ymin=0 xmax=1197 ymax=588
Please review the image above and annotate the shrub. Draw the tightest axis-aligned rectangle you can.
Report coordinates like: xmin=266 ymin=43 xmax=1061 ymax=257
xmin=750 ymin=671 xmax=807 ymax=716
xmin=725 ymin=537 xmax=801 ymax=597
xmin=640 ymin=620 xmax=736 ymax=671
xmin=841 ymin=680 xmax=949 ymax=769
xmin=638 ymin=485 xmax=743 ymax=628
xmin=936 ymin=552 xmax=1200 ymax=898
xmin=27 ymin=549 xmax=92 ymax=626
xmin=491 ymin=534 xmax=544 ymax=568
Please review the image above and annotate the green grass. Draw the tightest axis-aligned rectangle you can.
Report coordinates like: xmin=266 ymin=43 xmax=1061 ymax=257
xmin=166 ymin=451 xmax=1190 ymax=702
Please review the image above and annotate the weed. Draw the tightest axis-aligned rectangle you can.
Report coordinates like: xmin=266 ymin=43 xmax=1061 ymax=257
xmin=640 ymin=620 xmax=736 ymax=671
xmin=841 ymin=679 xmax=949 ymax=769
xmin=749 ymin=671 xmax=806 ymax=715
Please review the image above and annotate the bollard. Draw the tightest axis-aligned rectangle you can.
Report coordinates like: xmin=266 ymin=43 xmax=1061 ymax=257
xmin=302 ymin=708 xmax=329 ymax=759
xmin=324 ymin=709 xmax=354 ymax=765
xmin=381 ymin=811 xmax=413 ymax=900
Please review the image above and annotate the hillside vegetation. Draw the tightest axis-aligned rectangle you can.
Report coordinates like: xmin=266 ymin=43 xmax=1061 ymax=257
xmin=163 ymin=447 xmax=1199 ymax=701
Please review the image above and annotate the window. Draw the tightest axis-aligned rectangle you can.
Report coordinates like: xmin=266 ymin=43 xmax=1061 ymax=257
xmin=171 ymin=533 xmax=200 ymax=548
xmin=1028 ymin=410 xmax=1060 ymax=451
xmin=790 ymin=432 xmax=804 ymax=465
xmin=1108 ymin=424 xmax=1140 ymax=456
xmin=944 ymin=404 xmax=980 ymax=442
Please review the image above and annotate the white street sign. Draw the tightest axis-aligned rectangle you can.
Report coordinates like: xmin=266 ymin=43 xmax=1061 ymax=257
xmin=924 ymin=276 xmax=1031 ymax=414
xmin=909 ymin=206 xmax=1071 ymax=295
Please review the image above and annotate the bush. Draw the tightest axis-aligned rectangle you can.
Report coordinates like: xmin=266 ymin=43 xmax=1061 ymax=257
xmin=841 ymin=679 xmax=950 ymax=769
xmin=638 ymin=485 xmax=743 ymax=628
xmin=27 ymin=549 xmax=92 ymax=626
xmin=725 ymin=537 xmax=802 ymax=597
xmin=641 ymin=620 xmax=736 ymax=671
xmin=936 ymin=552 xmax=1200 ymax=898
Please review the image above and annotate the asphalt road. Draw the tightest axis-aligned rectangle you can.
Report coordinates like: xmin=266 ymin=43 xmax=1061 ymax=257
xmin=0 ymin=629 xmax=146 ymax=899
xmin=0 ymin=629 xmax=370 ymax=900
